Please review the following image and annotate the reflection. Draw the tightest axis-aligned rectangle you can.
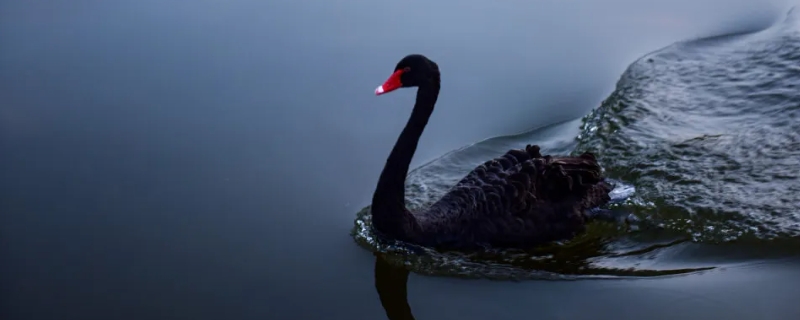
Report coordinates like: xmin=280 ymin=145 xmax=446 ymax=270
xmin=372 ymin=240 xmax=725 ymax=319
xmin=364 ymin=220 xmax=714 ymax=282
xmin=374 ymin=253 xmax=415 ymax=320
xmin=463 ymin=236 xmax=713 ymax=277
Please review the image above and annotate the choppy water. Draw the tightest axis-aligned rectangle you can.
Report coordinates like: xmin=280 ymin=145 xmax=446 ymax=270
xmin=353 ymin=9 xmax=800 ymax=280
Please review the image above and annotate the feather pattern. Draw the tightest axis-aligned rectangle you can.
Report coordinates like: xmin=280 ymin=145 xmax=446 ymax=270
xmin=409 ymin=145 xmax=613 ymax=250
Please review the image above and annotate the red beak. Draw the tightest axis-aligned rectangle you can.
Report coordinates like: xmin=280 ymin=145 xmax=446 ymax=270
xmin=375 ymin=69 xmax=405 ymax=95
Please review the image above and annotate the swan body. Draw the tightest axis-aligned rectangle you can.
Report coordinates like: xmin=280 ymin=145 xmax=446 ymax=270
xmin=370 ymin=54 xmax=614 ymax=251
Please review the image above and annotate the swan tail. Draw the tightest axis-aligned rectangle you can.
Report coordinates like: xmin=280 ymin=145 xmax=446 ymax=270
xmin=531 ymin=151 xmax=607 ymax=202
xmin=580 ymin=181 xmax=614 ymax=210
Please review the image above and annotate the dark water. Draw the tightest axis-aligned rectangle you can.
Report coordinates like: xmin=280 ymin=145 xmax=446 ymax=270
xmin=3 ymin=1 xmax=800 ymax=319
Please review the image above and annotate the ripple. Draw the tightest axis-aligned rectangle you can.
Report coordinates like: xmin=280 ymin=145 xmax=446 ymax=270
xmin=576 ymin=14 xmax=800 ymax=241
xmin=352 ymin=126 xmax=717 ymax=280
xmin=352 ymin=11 xmax=800 ymax=280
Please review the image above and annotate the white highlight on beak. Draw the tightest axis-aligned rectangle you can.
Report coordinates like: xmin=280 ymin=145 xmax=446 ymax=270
xmin=375 ymin=85 xmax=384 ymax=95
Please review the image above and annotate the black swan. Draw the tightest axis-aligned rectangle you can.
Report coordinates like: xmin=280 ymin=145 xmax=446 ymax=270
xmin=371 ymin=54 xmax=616 ymax=251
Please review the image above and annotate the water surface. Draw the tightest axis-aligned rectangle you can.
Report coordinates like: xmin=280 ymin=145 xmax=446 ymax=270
xmin=2 ymin=1 xmax=799 ymax=319
xmin=354 ymin=6 xmax=800 ymax=282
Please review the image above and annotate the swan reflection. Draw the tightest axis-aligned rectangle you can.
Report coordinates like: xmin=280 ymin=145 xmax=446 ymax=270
xmin=374 ymin=253 xmax=415 ymax=320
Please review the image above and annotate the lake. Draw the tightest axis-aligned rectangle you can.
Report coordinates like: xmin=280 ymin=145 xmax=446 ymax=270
xmin=2 ymin=1 xmax=800 ymax=319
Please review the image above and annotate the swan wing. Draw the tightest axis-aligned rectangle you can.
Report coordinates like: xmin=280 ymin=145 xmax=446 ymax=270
xmin=424 ymin=145 xmax=612 ymax=247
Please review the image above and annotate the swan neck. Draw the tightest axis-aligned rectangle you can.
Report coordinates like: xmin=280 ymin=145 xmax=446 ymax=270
xmin=371 ymin=83 xmax=440 ymax=235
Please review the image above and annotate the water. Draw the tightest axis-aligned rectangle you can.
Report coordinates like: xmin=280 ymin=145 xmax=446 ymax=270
xmin=577 ymin=18 xmax=800 ymax=242
xmin=3 ymin=1 xmax=800 ymax=319
xmin=354 ymin=7 xmax=800 ymax=282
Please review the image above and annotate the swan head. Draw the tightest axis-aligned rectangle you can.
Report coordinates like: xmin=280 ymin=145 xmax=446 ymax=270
xmin=375 ymin=54 xmax=439 ymax=95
